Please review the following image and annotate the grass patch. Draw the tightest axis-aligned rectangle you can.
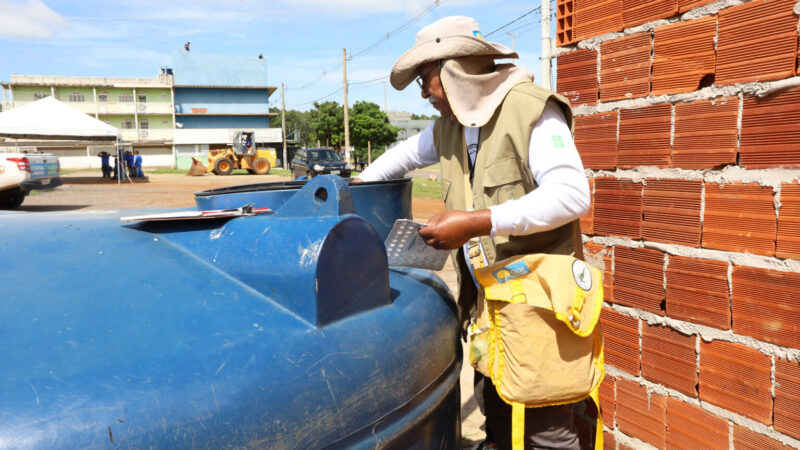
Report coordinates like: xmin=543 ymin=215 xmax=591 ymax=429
xmin=412 ymin=177 xmax=442 ymax=199
xmin=60 ymin=168 xmax=96 ymax=175
xmin=149 ymin=168 xmax=188 ymax=174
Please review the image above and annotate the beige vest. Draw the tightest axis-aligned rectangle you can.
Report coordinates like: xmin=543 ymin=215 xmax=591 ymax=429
xmin=432 ymin=81 xmax=583 ymax=332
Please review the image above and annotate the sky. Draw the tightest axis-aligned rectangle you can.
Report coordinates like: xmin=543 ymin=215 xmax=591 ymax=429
xmin=0 ymin=0 xmax=552 ymax=115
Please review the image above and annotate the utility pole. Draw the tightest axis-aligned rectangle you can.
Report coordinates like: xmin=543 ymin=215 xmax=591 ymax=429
xmin=506 ymin=32 xmax=518 ymax=54
xmin=342 ymin=48 xmax=351 ymax=163
xmin=541 ymin=0 xmax=553 ymax=90
xmin=280 ymin=83 xmax=288 ymax=169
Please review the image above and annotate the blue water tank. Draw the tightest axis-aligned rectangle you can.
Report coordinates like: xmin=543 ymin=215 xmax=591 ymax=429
xmin=0 ymin=176 xmax=460 ymax=448
xmin=194 ymin=178 xmax=413 ymax=240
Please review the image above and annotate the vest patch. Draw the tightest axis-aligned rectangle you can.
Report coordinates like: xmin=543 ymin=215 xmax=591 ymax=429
xmin=551 ymin=135 xmax=565 ymax=148
xmin=572 ymin=260 xmax=593 ymax=291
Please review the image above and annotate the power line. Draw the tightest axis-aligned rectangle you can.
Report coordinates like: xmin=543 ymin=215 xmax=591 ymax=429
xmin=288 ymin=0 xmax=445 ymax=93
xmin=484 ymin=7 xmax=541 ymax=38
xmin=350 ymin=0 xmax=445 ymax=59
xmin=349 ymin=75 xmax=389 ymax=85
xmin=286 ymin=86 xmax=344 ymax=108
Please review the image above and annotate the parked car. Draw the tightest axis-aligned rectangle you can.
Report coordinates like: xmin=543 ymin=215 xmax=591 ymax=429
xmin=0 ymin=151 xmax=62 ymax=208
xmin=291 ymin=147 xmax=351 ymax=179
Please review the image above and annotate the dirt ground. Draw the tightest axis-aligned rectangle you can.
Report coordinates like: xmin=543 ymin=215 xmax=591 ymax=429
xmin=20 ymin=171 xmax=485 ymax=448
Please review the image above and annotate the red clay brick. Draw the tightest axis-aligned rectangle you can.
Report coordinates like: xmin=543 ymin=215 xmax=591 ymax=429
xmin=777 ymin=181 xmax=800 ymax=259
xmin=574 ymin=111 xmax=618 ymax=170
xmin=575 ymin=0 xmax=622 ymax=42
xmin=616 ymin=378 xmax=666 ymax=447
xmin=733 ymin=425 xmax=794 ymax=450
xmin=618 ymin=103 xmax=672 ymax=168
xmin=702 ymin=182 xmax=777 ymax=257
xmin=600 ymin=307 xmax=639 ymax=375
xmin=593 ymin=178 xmax=643 ymax=239
xmin=666 ymin=399 xmax=729 ymax=449
xmin=716 ymin=0 xmax=798 ymax=86
xmin=740 ymin=86 xmax=800 ymax=169
xmin=557 ymin=0 xmax=576 ymax=46
xmin=642 ymin=324 xmax=697 ymax=396
xmin=699 ymin=340 xmax=772 ymax=424
xmin=583 ymin=242 xmax=612 ymax=302
xmin=580 ymin=178 xmax=596 ymax=235
xmin=732 ymin=266 xmax=800 ymax=348
xmin=673 ymin=96 xmax=738 ymax=169
xmin=642 ymin=178 xmax=702 ymax=246
xmin=652 ymin=16 xmax=716 ymax=96
xmin=603 ymin=431 xmax=616 ymax=450
xmin=775 ymin=358 xmax=800 ymax=440
xmin=613 ymin=247 xmax=665 ymax=314
xmin=557 ymin=50 xmax=598 ymax=106
xmin=678 ymin=0 xmax=716 ymax=12
xmin=666 ymin=256 xmax=730 ymax=330
xmin=598 ymin=375 xmax=615 ymax=429
xmin=600 ymin=33 xmax=651 ymax=102
xmin=622 ymin=0 xmax=677 ymax=29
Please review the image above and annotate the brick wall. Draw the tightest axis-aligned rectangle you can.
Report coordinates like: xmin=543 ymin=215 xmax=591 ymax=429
xmin=556 ymin=0 xmax=800 ymax=448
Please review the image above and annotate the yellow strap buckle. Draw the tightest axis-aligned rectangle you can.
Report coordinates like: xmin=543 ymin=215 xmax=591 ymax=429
xmin=569 ymin=287 xmax=586 ymax=330
xmin=510 ymin=279 xmax=526 ymax=304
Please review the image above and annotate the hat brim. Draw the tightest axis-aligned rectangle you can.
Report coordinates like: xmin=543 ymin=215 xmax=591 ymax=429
xmin=390 ymin=36 xmax=517 ymax=90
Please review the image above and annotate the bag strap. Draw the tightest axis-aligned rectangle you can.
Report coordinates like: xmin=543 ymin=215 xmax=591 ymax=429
xmin=462 ymin=137 xmax=485 ymax=270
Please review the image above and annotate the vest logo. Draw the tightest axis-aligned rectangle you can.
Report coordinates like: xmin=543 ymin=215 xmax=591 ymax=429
xmin=493 ymin=260 xmax=530 ymax=283
xmin=473 ymin=30 xmax=484 ymax=39
xmin=572 ymin=260 xmax=593 ymax=291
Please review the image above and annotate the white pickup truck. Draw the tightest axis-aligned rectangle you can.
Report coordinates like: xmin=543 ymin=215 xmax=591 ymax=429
xmin=0 ymin=152 xmax=62 ymax=208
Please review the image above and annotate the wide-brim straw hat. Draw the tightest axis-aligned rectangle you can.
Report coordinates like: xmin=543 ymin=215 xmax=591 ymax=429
xmin=390 ymin=16 xmax=518 ymax=90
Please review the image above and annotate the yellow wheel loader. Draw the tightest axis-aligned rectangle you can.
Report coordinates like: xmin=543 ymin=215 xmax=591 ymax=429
xmin=188 ymin=131 xmax=278 ymax=176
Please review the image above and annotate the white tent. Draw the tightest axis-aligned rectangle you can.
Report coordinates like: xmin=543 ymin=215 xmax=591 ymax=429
xmin=0 ymin=96 xmax=120 ymax=141
xmin=0 ymin=97 xmax=130 ymax=182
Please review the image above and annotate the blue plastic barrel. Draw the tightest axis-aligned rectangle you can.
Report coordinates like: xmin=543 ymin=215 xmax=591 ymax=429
xmin=194 ymin=178 xmax=413 ymax=240
xmin=0 ymin=176 xmax=460 ymax=448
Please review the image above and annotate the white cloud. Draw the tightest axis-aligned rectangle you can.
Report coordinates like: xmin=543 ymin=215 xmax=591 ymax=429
xmin=0 ymin=0 xmax=68 ymax=39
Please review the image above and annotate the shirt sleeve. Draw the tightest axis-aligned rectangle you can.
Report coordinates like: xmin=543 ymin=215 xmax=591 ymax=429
xmin=488 ymin=101 xmax=590 ymax=237
xmin=357 ymin=124 xmax=439 ymax=182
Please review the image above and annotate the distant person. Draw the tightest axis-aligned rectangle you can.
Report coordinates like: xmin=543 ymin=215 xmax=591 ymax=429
xmin=99 ymin=151 xmax=111 ymax=178
xmin=134 ymin=150 xmax=144 ymax=178
xmin=125 ymin=151 xmax=135 ymax=178
xmin=244 ymin=136 xmax=252 ymax=153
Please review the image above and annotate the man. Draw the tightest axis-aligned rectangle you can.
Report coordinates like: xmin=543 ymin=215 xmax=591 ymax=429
xmin=99 ymin=151 xmax=111 ymax=178
xmin=356 ymin=16 xmax=591 ymax=450
xmin=133 ymin=150 xmax=144 ymax=178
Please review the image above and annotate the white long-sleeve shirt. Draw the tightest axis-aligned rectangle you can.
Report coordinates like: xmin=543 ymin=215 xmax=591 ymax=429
xmin=358 ymin=101 xmax=591 ymax=237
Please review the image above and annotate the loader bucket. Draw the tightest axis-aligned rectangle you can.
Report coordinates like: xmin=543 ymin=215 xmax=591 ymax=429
xmin=188 ymin=157 xmax=209 ymax=176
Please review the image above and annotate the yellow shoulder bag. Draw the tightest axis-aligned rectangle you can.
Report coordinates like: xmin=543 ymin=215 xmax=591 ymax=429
xmin=468 ymin=253 xmax=605 ymax=450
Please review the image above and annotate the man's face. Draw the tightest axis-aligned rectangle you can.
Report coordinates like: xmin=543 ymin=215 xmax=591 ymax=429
xmin=417 ymin=61 xmax=454 ymax=120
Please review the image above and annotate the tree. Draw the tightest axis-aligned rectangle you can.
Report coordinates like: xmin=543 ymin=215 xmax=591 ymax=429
xmin=310 ymin=101 xmax=344 ymax=149
xmin=349 ymin=101 xmax=399 ymax=162
xmin=410 ymin=113 xmax=439 ymax=120
xmin=270 ymin=107 xmax=315 ymax=148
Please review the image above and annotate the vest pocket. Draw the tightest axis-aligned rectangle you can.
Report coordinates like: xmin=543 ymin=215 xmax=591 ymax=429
xmin=441 ymin=179 xmax=452 ymax=203
xmin=482 ymin=156 xmax=527 ymax=205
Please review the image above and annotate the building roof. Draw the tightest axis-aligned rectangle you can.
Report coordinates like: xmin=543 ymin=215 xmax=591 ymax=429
xmin=172 ymin=50 xmax=272 ymax=89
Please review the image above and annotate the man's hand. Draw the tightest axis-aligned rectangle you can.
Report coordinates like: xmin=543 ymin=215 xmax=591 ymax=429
xmin=418 ymin=209 xmax=492 ymax=250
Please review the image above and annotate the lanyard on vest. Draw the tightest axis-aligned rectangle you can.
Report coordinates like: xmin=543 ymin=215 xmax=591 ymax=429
xmin=462 ymin=136 xmax=486 ymax=271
